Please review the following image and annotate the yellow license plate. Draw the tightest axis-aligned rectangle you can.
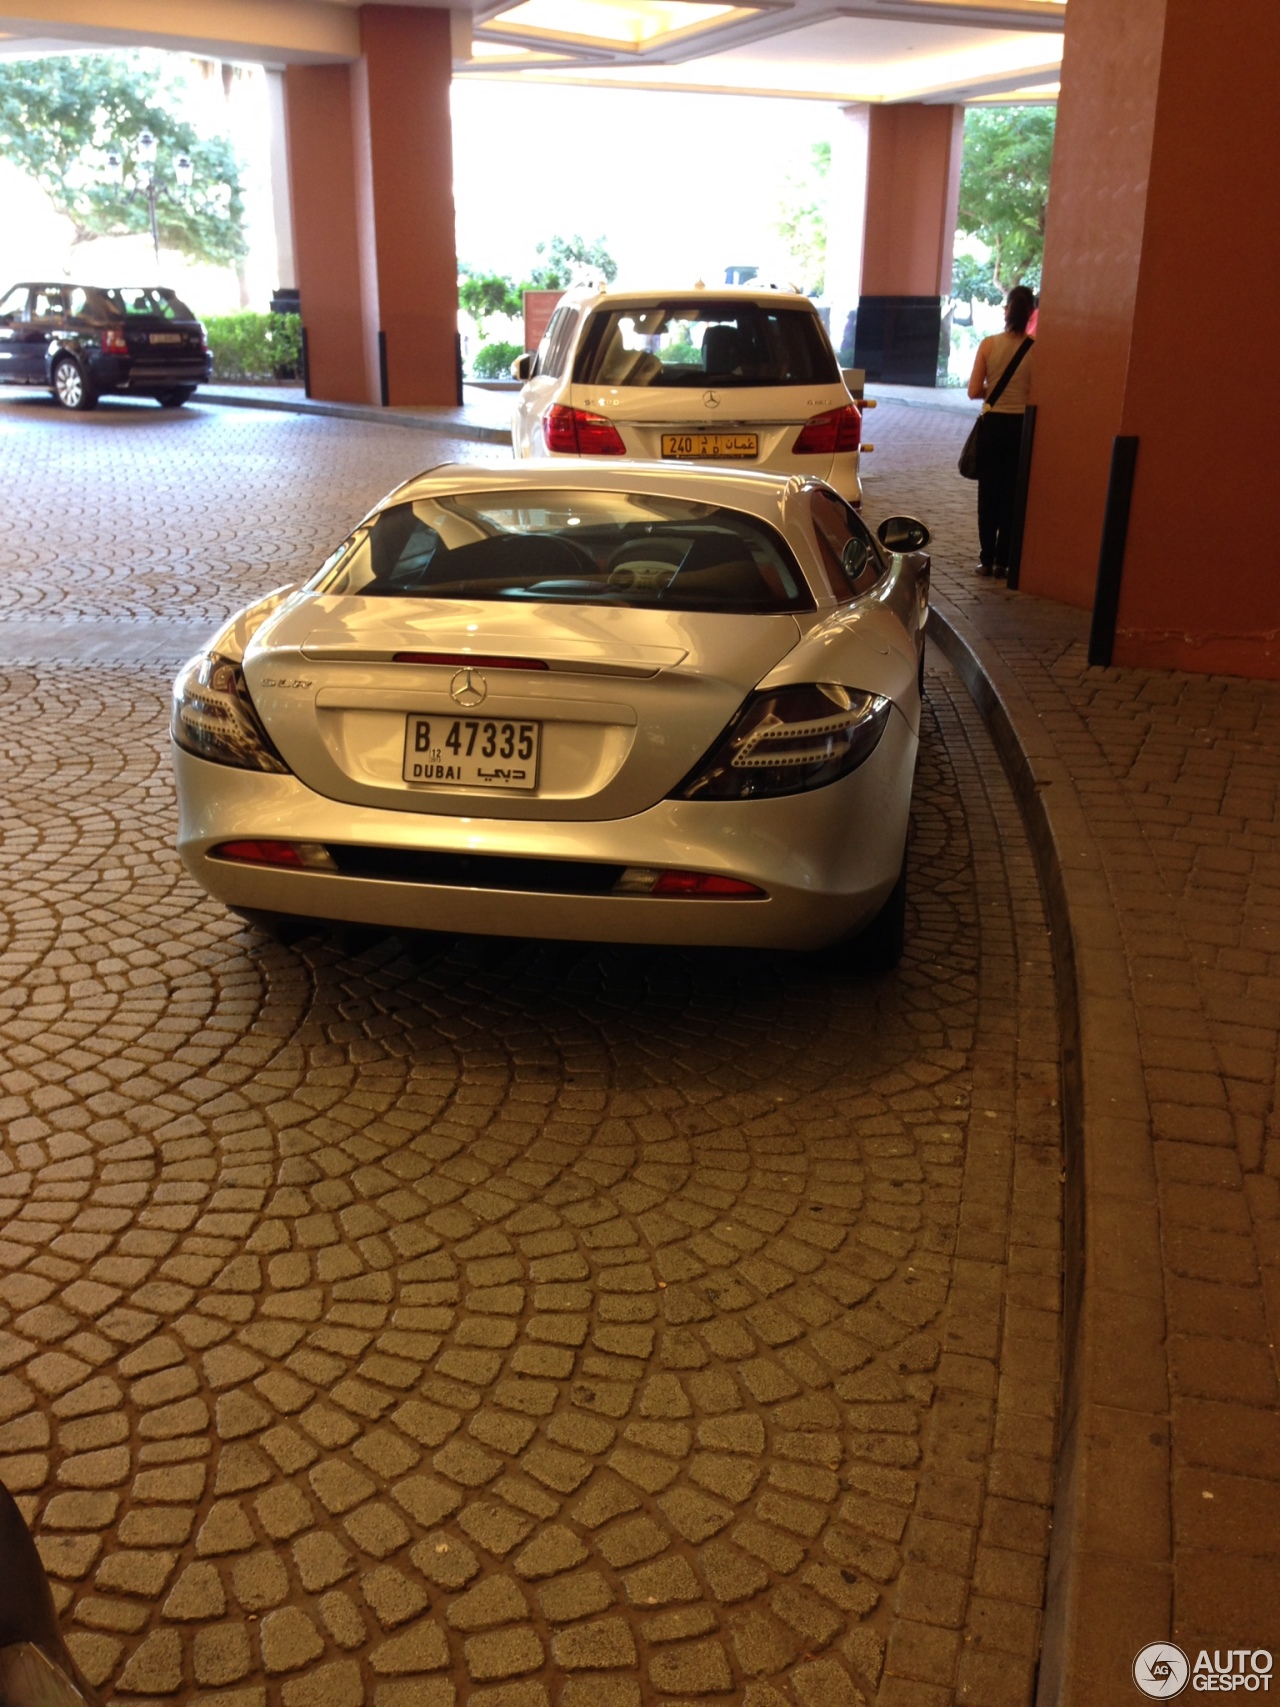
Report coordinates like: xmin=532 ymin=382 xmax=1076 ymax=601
xmin=661 ymin=432 xmax=759 ymax=460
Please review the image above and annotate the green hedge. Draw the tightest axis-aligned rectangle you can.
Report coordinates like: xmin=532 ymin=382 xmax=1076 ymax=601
xmin=204 ymin=311 xmax=303 ymax=382
xmin=473 ymin=340 xmax=522 ymax=380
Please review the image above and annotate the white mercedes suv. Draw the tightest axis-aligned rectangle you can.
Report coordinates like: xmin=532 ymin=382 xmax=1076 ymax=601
xmin=511 ymin=286 xmax=864 ymax=504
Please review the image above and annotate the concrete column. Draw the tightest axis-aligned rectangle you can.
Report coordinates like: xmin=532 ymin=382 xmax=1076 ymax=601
xmin=354 ymin=4 xmax=458 ymax=406
xmin=852 ymin=103 xmax=964 ymax=385
xmin=283 ymin=4 xmax=459 ymax=407
xmin=283 ymin=62 xmax=372 ymax=403
xmin=1021 ymin=0 xmax=1280 ymax=677
xmin=825 ymin=104 xmax=870 ymax=365
xmin=265 ymin=68 xmax=296 ymax=292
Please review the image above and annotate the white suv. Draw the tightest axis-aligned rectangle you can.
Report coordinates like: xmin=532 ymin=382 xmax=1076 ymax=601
xmin=512 ymin=286 xmax=863 ymax=503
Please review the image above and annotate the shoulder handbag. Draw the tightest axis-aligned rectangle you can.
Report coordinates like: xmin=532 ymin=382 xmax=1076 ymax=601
xmin=957 ymin=336 xmax=1033 ymax=479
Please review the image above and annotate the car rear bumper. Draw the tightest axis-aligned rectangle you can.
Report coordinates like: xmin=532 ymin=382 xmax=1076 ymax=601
xmin=174 ymin=710 xmax=915 ymax=951
xmin=82 ymin=354 xmax=212 ymax=391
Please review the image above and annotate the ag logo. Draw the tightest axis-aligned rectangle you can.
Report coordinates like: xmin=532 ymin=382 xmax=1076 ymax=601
xmin=450 ymin=668 xmax=487 ymax=708
xmin=1134 ymin=1645 xmax=1190 ymax=1698
xmin=702 ymin=390 xmax=720 ymax=409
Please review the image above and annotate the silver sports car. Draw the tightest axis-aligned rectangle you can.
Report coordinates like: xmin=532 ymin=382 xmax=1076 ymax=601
xmin=171 ymin=462 xmax=930 ymax=964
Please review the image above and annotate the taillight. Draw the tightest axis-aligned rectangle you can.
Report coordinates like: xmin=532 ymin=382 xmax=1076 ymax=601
xmin=212 ymin=841 xmax=335 ymax=869
xmin=673 ymin=682 xmax=891 ymax=801
xmin=100 ymin=328 xmax=128 ymax=355
xmin=792 ymin=405 xmax=861 ymax=456
xmin=544 ymin=404 xmax=625 ymax=456
xmin=393 ymin=653 xmax=548 ymax=670
xmin=613 ymin=868 xmax=765 ymax=898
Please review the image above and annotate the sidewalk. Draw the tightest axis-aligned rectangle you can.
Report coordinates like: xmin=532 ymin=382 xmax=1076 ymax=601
xmin=197 ymin=383 xmax=513 ymax=445
xmin=861 ymin=403 xmax=1280 ymax=1701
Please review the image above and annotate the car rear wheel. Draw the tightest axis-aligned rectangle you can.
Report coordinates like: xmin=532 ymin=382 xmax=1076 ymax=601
xmin=853 ymin=845 xmax=908 ymax=972
xmin=156 ymin=386 xmax=197 ymax=408
xmin=51 ymin=358 xmax=97 ymax=412
xmin=818 ymin=844 xmax=908 ymax=975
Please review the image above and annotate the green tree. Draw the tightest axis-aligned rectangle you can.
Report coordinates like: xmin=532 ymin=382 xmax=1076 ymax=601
xmin=776 ymin=141 xmax=829 ymax=295
xmin=950 ymin=253 xmax=1003 ymax=309
xmin=957 ymin=107 xmax=1055 ymax=292
xmin=458 ymin=268 xmax=522 ymax=339
xmin=529 ymin=234 xmax=617 ymax=290
xmin=0 ymin=53 xmax=246 ymax=267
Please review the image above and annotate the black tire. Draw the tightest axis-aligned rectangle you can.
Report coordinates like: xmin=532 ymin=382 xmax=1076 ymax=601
xmin=229 ymin=907 xmax=316 ymax=945
xmin=156 ymin=387 xmax=196 ymax=408
xmin=853 ymin=847 xmax=908 ymax=973
xmin=51 ymin=358 xmax=98 ymax=412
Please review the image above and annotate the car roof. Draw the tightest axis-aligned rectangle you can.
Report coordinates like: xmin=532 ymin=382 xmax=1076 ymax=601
xmin=385 ymin=458 xmax=814 ymax=528
xmin=6 ymin=282 xmax=182 ymax=294
xmin=554 ymin=285 xmax=816 ymax=312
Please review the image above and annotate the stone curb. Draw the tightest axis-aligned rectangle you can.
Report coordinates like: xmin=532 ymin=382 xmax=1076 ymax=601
xmin=927 ymin=593 xmax=1174 ymax=1707
xmin=198 ymin=388 xmax=512 ymax=445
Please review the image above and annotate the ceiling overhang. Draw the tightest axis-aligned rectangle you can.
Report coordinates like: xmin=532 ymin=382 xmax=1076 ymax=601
xmin=0 ymin=0 xmax=1065 ymax=100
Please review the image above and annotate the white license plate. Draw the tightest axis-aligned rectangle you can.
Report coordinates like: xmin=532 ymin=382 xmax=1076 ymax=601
xmin=150 ymin=332 xmax=182 ymax=344
xmin=403 ymin=715 xmax=539 ymax=790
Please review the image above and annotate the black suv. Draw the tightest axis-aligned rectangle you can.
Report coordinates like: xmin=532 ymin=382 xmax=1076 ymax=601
xmin=0 ymin=281 xmax=213 ymax=411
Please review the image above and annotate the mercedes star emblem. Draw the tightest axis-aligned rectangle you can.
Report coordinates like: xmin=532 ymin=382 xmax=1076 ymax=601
xmin=450 ymin=667 xmax=487 ymax=708
xmin=702 ymin=390 xmax=721 ymax=409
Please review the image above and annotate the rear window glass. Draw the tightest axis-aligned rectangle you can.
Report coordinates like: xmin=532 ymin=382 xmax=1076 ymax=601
xmin=312 ymin=489 xmax=814 ymax=614
xmin=574 ymin=300 xmax=838 ymax=389
xmin=89 ymin=287 xmax=195 ymax=320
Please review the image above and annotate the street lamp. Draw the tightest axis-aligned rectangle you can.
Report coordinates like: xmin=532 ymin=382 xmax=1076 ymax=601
xmin=111 ymin=131 xmax=194 ymax=264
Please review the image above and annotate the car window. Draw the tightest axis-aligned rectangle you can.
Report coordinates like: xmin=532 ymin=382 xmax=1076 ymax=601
xmin=312 ymin=489 xmax=815 ymax=614
xmin=574 ymin=300 xmax=839 ymax=389
xmin=534 ymin=307 xmax=576 ymax=380
xmin=547 ymin=309 xmax=578 ymax=376
xmin=0 ymin=287 xmax=28 ymax=322
xmin=807 ymin=487 xmax=884 ymax=600
xmin=31 ymin=288 xmax=67 ymax=320
xmin=68 ymin=288 xmax=94 ymax=319
xmin=98 ymin=287 xmax=194 ymax=320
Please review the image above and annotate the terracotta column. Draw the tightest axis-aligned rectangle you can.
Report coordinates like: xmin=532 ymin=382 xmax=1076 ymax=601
xmin=354 ymin=5 xmax=459 ymax=407
xmin=852 ymin=103 xmax=964 ymax=385
xmin=283 ymin=5 xmax=459 ymax=407
xmin=283 ymin=62 xmax=371 ymax=403
xmin=1022 ymin=0 xmax=1280 ymax=678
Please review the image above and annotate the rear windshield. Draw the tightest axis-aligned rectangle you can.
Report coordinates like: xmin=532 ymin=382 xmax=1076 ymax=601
xmin=312 ymin=489 xmax=814 ymax=613
xmin=88 ymin=287 xmax=195 ymax=320
xmin=574 ymin=300 xmax=838 ymax=389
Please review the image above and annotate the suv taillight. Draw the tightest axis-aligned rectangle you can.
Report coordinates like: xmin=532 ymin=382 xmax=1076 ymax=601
xmin=544 ymin=404 xmax=625 ymax=456
xmin=792 ymin=404 xmax=862 ymax=456
xmin=100 ymin=328 xmax=129 ymax=355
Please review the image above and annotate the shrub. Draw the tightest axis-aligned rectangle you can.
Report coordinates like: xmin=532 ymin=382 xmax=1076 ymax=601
xmin=204 ymin=311 xmax=303 ymax=382
xmin=472 ymin=340 xmax=522 ymax=381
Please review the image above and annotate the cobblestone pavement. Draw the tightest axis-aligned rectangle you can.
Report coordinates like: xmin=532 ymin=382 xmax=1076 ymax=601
xmin=0 ymin=391 xmax=1063 ymax=1707
xmin=868 ymin=399 xmax=1280 ymax=1677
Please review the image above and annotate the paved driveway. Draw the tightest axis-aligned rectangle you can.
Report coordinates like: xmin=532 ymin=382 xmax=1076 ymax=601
xmin=0 ymin=392 xmax=1061 ymax=1707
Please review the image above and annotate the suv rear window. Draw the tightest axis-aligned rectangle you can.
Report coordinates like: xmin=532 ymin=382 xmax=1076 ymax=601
xmin=313 ymin=489 xmax=815 ymax=614
xmin=574 ymin=300 xmax=839 ymax=389
xmin=89 ymin=287 xmax=196 ymax=320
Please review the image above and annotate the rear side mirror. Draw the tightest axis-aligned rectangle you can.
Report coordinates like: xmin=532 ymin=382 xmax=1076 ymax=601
xmin=511 ymin=352 xmax=534 ymax=382
xmin=877 ymin=515 xmax=931 ymax=554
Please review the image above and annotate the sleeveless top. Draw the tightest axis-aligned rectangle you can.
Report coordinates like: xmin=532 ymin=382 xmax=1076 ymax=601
xmin=981 ymin=331 xmax=1034 ymax=415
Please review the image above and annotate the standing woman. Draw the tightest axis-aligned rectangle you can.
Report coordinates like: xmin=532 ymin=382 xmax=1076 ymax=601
xmin=967 ymin=284 xmax=1036 ymax=576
